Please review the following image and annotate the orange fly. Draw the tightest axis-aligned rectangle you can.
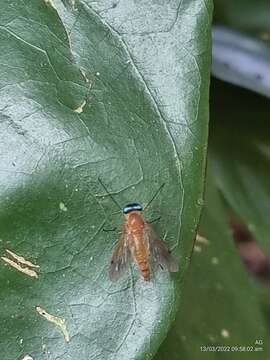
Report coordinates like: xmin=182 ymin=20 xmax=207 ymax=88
xmin=98 ymin=179 xmax=179 ymax=281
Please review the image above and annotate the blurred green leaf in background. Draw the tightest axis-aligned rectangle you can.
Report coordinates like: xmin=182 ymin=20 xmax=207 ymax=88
xmin=156 ymin=78 xmax=270 ymax=360
xmin=213 ymin=0 xmax=270 ymax=97
xmin=156 ymin=0 xmax=270 ymax=358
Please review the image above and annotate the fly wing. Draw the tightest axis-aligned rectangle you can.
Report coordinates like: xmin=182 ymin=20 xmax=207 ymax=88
xmin=109 ymin=226 xmax=132 ymax=281
xmin=144 ymin=223 xmax=179 ymax=272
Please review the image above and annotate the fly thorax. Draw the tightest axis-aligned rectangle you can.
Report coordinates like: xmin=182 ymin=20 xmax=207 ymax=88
xmin=127 ymin=211 xmax=145 ymax=229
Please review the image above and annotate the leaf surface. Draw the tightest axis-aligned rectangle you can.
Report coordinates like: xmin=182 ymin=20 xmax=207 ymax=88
xmin=0 ymin=1 xmax=211 ymax=359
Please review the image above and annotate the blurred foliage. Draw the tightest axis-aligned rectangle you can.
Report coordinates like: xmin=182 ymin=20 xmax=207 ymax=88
xmin=212 ymin=26 xmax=270 ymax=98
xmin=213 ymin=0 xmax=270 ymax=97
xmin=156 ymin=77 xmax=270 ymax=359
xmin=214 ymin=0 xmax=270 ymax=35
xmin=156 ymin=0 xmax=270 ymax=354
xmin=210 ymin=79 xmax=270 ymax=254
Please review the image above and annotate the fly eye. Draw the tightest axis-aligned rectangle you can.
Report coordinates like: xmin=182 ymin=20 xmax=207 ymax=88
xmin=111 ymin=260 xmax=114 ymax=264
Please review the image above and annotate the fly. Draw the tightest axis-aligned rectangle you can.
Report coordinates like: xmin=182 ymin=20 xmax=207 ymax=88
xmin=98 ymin=178 xmax=179 ymax=281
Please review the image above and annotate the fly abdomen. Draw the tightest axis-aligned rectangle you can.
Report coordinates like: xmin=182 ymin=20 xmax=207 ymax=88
xmin=137 ymin=257 xmax=150 ymax=281
xmin=141 ymin=267 xmax=150 ymax=281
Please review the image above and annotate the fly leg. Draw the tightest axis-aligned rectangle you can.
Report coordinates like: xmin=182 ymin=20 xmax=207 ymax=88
xmin=103 ymin=227 xmax=117 ymax=232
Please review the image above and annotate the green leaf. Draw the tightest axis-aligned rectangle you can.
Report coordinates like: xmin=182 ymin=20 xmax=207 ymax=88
xmin=210 ymin=79 xmax=270 ymax=254
xmin=214 ymin=0 xmax=270 ymax=35
xmin=155 ymin=158 xmax=270 ymax=360
xmin=213 ymin=1 xmax=270 ymax=96
xmin=212 ymin=26 xmax=270 ymax=98
xmin=156 ymin=78 xmax=270 ymax=359
xmin=0 ymin=1 xmax=211 ymax=359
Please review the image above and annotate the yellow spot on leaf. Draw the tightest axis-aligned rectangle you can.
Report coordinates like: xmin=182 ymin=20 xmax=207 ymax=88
xmin=36 ymin=306 xmax=70 ymax=343
xmin=59 ymin=202 xmax=68 ymax=212
xmin=1 ymin=249 xmax=39 ymax=278
xmin=221 ymin=329 xmax=230 ymax=338
xmin=196 ymin=234 xmax=209 ymax=245
xmin=74 ymin=99 xmax=87 ymax=114
xmin=21 ymin=355 xmax=33 ymax=360
xmin=6 ymin=249 xmax=39 ymax=268
xmin=44 ymin=0 xmax=56 ymax=10
xmin=80 ymin=68 xmax=90 ymax=83
xmin=194 ymin=245 xmax=202 ymax=253
xmin=70 ymin=0 xmax=76 ymax=9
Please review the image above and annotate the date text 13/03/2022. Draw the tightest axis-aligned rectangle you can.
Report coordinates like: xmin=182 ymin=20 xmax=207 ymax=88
xmin=200 ymin=345 xmax=264 ymax=352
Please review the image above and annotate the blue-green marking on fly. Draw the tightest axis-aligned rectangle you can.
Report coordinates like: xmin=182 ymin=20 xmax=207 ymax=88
xmin=123 ymin=203 xmax=143 ymax=214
